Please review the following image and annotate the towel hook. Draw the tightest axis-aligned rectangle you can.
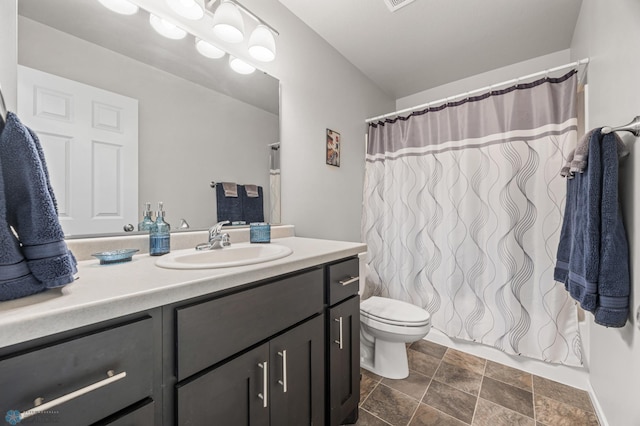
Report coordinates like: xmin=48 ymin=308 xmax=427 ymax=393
xmin=601 ymin=116 xmax=640 ymax=137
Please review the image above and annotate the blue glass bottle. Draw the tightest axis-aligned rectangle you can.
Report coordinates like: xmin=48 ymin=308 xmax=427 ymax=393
xmin=150 ymin=202 xmax=170 ymax=256
xmin=138 ymin=202 xmax=154 ymax=231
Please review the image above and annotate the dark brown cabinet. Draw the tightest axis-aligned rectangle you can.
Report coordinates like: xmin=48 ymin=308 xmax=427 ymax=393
xmin=177 ymin=315 xmax=325 ymax=426
xmin=177 ymin=343 xmax=270 ymax=426
xmin=0 ymin=313 xmax=161 ymax=426
xmin=269 ymin=315 xmax=325 ymax=425
xmin=325 ymin=257 xmax=361 ymax=426
xmin=0 ymin=255 xmax=362 ymax=426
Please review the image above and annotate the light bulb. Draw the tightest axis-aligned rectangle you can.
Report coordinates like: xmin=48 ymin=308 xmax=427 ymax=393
xmin=248 ymin=25 xmax=276 ymax=62
xmin=229 ymin=56 xmax=255 ymax=75
xmin=98 ymin=0 xmax=139 ymax=15
xmin=149 ymin=14 xmax=187 ymax=40
xmin=195 ymin=38 xmax=225 ymax=59
xmin=165 ymin=0 xmax=204 ymax=20
xmin=212 ymin=1 xmax=245 ymax=43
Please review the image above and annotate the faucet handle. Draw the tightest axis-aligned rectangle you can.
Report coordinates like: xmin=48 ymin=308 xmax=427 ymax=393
xmin=211 ymin=220 xmax=230 ymax=236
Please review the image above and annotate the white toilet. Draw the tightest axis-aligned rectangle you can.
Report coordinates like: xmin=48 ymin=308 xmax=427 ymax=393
xmin=358 ymin=254 xmax=432 ymax=379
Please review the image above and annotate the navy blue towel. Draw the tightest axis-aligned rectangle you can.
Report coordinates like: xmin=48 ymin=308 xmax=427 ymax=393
xmin=0 ymin=127 xmax=47 ymax=300
xmin=554 ymin=129 xmax=630 ymax=327
xmin=241 ymin=185 xmax=264 ymax=224
xmin=0 ymin=112 xmax=76 ymax=289
xmin=216 ymin=183 xmax=244 ymax=223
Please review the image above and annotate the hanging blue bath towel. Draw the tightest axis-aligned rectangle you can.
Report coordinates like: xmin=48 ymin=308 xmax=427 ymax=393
xmin=554 ymin=128 xmax=630 ymax=327
xmin=0 ymin=144 xmax=46 ymax=301
xmin=0 ymin=112 xmax=76 ymax=290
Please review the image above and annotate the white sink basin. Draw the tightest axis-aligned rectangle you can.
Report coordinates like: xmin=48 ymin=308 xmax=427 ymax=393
xmin=155 ymin=243 xmax=293 ymax=269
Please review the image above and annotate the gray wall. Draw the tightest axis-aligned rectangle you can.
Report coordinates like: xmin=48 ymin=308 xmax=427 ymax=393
xmin=18 ymin=17 xmax=278 ymax=230
xmin=0 ymin=0 xmax=17 ymax=111
xmin=571 ymin=1 xmax=640 ymax=424
xmin=396 ymin=50 xmax=571 ymax=110
xmin=238 ymin=0 xmax=395 ymax=242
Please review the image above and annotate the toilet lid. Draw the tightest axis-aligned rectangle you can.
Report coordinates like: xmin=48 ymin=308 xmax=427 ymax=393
xmin=360 ymin=296 xmax=430 ymax=326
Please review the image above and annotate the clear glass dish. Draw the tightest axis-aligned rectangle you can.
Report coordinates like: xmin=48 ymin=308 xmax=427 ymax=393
xmin=91 ymin=249 xmax=139 ymax=265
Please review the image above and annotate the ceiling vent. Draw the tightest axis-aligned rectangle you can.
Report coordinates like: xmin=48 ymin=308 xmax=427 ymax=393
xmin=382 ymin=0 xmax=417 ymax=12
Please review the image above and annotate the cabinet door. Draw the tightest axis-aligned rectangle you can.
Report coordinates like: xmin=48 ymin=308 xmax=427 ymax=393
xmin=328 ymin=296 xmax=360 ymax=426
xmin=270 ymin=315 xmax=325 ymax=426
xmin=176 ymin=343 xmax=270 ymax=426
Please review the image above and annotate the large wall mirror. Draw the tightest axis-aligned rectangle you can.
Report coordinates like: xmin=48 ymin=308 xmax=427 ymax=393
xmin=17 ymin=0 xmax=280 ymax=237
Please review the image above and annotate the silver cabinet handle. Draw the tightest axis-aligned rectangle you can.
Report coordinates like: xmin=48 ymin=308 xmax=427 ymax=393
xmin=277 ymin=350 xmax=288 ymax=392
xmin=21 ymin=370 xmax=126 ymax=420
xmin=338 ymin=276 xmax=359 ymax=286
xmin=257 ymin=362 xmax=268 ymax=408
xmin=334 ymin=317 xmax=343 ymax=349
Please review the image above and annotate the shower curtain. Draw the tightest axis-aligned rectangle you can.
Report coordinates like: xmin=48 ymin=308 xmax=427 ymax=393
xmin=362 ymin=71 xmax=582 ymax=365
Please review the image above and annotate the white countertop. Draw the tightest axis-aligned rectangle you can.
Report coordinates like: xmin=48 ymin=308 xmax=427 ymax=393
xmin=0 ymin=237 xmax=366 ymax=349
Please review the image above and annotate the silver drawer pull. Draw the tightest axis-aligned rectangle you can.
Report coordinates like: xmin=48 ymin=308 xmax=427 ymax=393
xmin=277 ymin=350 xmax=288 ymax=392
xmin=258 ymin=362 xmax=268 ymax=408
xmin=20 ymin=370 xmax=126 ymax=420
xmin=338 ymin=276 xmax=359 ymax=286
xmin=334 ymin=317 xmax=343 ymax=349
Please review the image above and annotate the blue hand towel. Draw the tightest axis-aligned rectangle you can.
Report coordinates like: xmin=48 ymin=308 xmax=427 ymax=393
xmin=0 ymin=135 xmax=46 ymax=300
xmin=241 ymin=185 xmax=264 ymax=223
xmin=595 ymin=132 xmax=630 ymax=326
xmin=0 ymin=112 xmax=76 ymax=289
xmin=554 ymin=129 xmax=630 ymax=327
xmin=216 ymin=183 xmax=244 ymax=223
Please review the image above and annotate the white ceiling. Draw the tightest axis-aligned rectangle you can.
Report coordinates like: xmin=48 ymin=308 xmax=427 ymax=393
xmin=278 ymin=0 xmax=584 ymax=99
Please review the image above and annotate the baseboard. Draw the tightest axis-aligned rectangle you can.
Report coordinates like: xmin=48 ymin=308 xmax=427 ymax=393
xmin=587 ymin=382 xmax=609 ymax=426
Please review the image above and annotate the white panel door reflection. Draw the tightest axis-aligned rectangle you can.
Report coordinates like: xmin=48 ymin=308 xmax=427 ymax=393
xmin=17 ymin=65 xmax=138 ymax=236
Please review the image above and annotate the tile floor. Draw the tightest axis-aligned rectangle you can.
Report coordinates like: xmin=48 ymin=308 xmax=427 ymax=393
xmin=355 ymin=340 xmax=599 ymax=426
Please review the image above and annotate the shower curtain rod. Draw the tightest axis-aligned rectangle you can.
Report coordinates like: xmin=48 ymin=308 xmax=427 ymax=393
xmin=365 ymin=58 xmax=590 ymax=123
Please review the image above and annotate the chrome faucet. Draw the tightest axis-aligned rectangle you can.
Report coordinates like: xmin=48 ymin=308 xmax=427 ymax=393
xmin=196 ymin=220 xmax=231 ymax=250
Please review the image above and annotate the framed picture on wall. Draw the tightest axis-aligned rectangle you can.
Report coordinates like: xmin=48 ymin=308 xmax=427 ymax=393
xmin=326 ymin=128 xmax=340 ymax=167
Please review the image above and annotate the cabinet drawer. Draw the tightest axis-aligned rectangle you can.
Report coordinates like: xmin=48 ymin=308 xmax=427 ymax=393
xmin=176 ymin=268 xmax=324 ymax=380
xmin=99 ymin=399 xmax=155 ymax=426
xmin=327 ymin=257 xmax=360 ymax=306
xmin=0 ymin=317 xmax=154 ymax=426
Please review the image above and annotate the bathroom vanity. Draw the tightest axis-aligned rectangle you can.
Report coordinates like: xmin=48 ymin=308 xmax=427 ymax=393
xmin=0 ymin=236 xmax=365 ymax=426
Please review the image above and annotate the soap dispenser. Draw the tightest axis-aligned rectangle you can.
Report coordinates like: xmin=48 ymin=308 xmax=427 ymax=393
xmin=150 ymin=202 xmax=171 ymax=256
xmin=138 ymin=202 xmax=154 ymax=231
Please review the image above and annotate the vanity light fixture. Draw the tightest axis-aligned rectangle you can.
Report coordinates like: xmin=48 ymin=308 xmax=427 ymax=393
xmin=195 ymin=38 xmax=226 ymax=59
xmin=207 ymin=0 xmax=280 ymax=61
xmin=97 ymin=0 xmax=139 ymax=15
xmin=212 ymin=1 xmax=245 ymax=43
xmin=165 ymin=0 xmax=204 ymax=20
xmin=229 ymin=56 xmax=256 ymax=75
xmin=248 ymin=25 xmax=276 ymax=62
xmin=149 ymin=14 xmax=188 ymax=40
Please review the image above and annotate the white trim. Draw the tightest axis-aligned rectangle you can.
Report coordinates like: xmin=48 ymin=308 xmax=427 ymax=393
xmin=587 ymin=382 xmax=609 ymax=426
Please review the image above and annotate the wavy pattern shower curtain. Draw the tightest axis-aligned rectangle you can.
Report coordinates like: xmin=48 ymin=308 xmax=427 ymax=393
xmin=362 ymin=71 xmax=582 ymax=365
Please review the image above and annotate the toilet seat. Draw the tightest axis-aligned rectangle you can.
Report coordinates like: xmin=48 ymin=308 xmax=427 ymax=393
xmin=360 ymin=296 xmax=430 ymax=327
